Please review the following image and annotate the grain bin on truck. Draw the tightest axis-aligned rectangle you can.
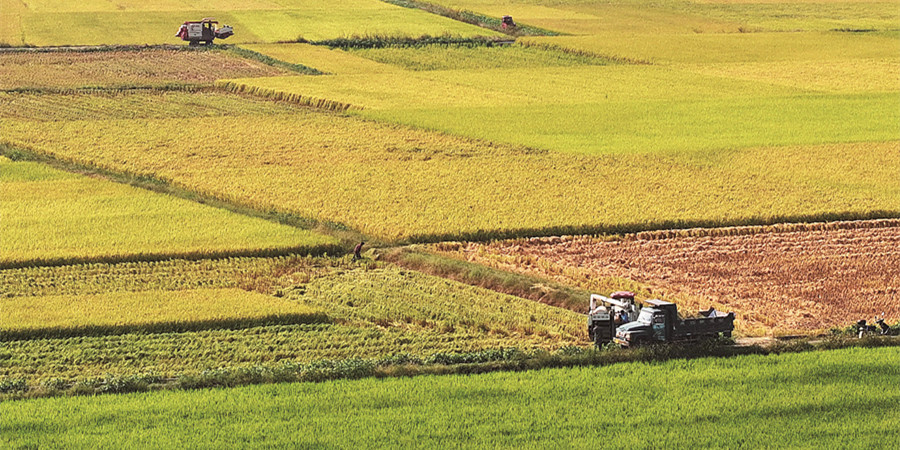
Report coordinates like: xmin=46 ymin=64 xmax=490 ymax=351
xmin=175 ymin=18 xmax=233 ymax=46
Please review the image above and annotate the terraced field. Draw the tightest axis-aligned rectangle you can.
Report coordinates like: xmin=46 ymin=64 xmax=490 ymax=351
xmin=3 ymin=1 xmax=899 ymax=445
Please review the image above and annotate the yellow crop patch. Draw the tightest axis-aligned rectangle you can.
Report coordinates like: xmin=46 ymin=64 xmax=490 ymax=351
xmin=1 ymin=288 xmax=323 ymax=338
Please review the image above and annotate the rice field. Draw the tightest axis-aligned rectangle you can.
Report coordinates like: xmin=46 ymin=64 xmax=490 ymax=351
xmin=3 ymin=346 xmax=898 ymax=447
xmin=0 ymin=257 xmax=585 ymax=386
xmin=1 ymin=288 xmax=325 ymax=339
xmin=0 ymin=0 xmax=499 ymax=47
xmin=0 ymin=157 xmax=337 ymax=267
xmin=431 ymin=220 xmax=900 ymax=335
xmin=4 ymin=90 xmax=899 ymax=240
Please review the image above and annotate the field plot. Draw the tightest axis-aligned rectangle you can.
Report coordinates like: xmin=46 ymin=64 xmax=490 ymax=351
xmin=3 ymin=346 xmax=898 ymax=447
xmin=522 ymin=31 xmax=900 ymax=65
xmin=1 ymin=288 xmax=324 ymax=339
xmin=425 ymin=0 xmax=900 ymax=34
xmin=1 ymin=257 xmax=584 ymax=384
xmin=3 ymin=91 xmax=899 ymax=241
xmin=0 ymin=0 xmax=498 ymax=47
xmin=433 ymin=220 xmax=900 ymax=334
xmin=0 ymin=157 xmax=336 ymax=267
xmin=0 ymin=48 xmax=288 ymax=91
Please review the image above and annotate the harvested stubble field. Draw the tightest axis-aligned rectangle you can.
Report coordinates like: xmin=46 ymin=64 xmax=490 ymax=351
xmin=433 ymin=220 xmax=900 ymax=335
xmin=0 ymin=48 xmax=288 ymax=91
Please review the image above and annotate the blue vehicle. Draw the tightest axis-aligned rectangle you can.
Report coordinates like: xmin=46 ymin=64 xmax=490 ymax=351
xmin=614 ymin=299 xmax=734 ymax=347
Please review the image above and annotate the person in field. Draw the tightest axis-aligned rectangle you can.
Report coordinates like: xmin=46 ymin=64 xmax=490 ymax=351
xmin=352 ymin=241 xmax=364 ymax=261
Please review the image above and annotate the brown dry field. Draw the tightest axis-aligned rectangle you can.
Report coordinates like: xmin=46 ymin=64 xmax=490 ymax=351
xmin=433 ymin=220 xmax=900 ymax=336
xmin=0 ymin=48 xmax=287 ymax=90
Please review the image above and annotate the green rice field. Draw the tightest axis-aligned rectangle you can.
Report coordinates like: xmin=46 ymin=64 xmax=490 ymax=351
xmin=3 ymin=346 xmax=897 ymax=447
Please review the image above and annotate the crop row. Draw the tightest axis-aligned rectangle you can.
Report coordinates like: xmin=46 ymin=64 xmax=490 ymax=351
xmin=1 ymin=323 xmax=571 ymax=383
xmin=0 ymin=254 xmax=360 ymax=298
xmin=296 ymin=267 xmax=585 ymax=340
xmin=2 ymin=288 xmax=325 ymax=340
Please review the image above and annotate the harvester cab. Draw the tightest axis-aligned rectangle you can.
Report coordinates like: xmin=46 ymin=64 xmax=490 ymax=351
xmin=175 ymin=18 xmax=233 ymax=46
xmin=588 ymin=291 xmax=638 ymax=348
xmin=501 ymin=15 xmax=516 ymax=29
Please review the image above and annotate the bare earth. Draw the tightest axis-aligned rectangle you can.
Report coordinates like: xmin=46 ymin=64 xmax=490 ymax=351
xmin=434 ymin=220 xmax=900 ymax=335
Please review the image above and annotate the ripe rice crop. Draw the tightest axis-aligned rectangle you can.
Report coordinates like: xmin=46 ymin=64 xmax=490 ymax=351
xmin=3 ymin=346 xmax=898 ymax=447
xmin=0 ymin=255 xmax=356 ymax=298
xmin=1 ymin=288 xmax=326 ymax=339
xmin=521 ymin=31 xmax=899 ymax=65
xmin=348 ymin=43 xmax=611 ymax=71
xmin=297 ymin=267 xmax=585 ymax=339
xmin=1 ymin=259 xmax=583 ymax=383
xmin=432 ymin=220 xmax=900 ymax=335
xmin=3 ymin=91 xmax=899 ymax=241
xmin=0 ymin=158 xmax=337 ymax=268
xmin=0 ymin=324 xmax=556 ymax=383
xmin=0 ymin=49 xmax=288 ymax=91
xmin=1 ymin=0 xmax=498 ymax=47
xmin=240 ymin=43 xmax=399 ymax=75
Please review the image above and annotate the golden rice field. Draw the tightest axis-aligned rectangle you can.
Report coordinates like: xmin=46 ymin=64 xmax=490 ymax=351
xmin=425 ymin=0 xmax=900 ymax=34
xmin=0 ymin=157 xmax=337 ymax=267
xmin=0 ymin=0 xmax=498 ymax=47
xmin=4 ymin=91 xmax=899 ymax=240
xmin=1 ymin=288 xmax=324 ymax=339
xmin=0 ymin=48 xmax=288 ymax=91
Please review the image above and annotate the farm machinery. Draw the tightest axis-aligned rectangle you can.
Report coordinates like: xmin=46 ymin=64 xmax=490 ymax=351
xmin=589 ymin=292 xmax=735 ymax=348
xmin=175 ymin=18 xmax=233 ymax=46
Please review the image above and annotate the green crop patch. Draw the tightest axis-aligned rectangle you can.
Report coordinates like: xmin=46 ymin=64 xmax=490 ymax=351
xmin=348 ymin=42 xmax=612 ymax=71
xmin=0 ymin=158 xmax=337 ymax=267
xmin=2 ymin=346 xmax=898 ymax=447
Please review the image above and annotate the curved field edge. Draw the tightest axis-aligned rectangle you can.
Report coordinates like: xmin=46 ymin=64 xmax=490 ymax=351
xmin=1 ymin=344 xmax=898 ymax=447
xmin=0 ymin=157 xmax=339 ymax=269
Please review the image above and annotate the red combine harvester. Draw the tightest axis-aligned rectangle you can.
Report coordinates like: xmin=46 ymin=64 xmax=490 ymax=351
xmin=175 ymin=18 xmax=233 ymax=46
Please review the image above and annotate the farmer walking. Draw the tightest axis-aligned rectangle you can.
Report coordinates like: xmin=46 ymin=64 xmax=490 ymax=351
xmin=352 ymin=241 xmax=364 ymax=261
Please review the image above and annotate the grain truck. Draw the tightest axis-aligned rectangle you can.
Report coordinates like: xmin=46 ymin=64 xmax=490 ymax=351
xmin=614 ymin=299 xmax=734 ymax=347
